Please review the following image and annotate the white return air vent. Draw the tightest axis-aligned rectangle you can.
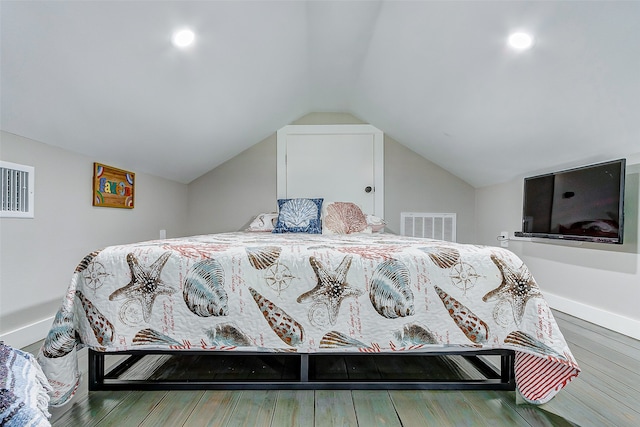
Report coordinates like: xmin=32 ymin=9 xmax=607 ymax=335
xmin=400 ymin=212 xmax=456 ymax=242
xmin=1 ymin=161 xmax=35 ymax=218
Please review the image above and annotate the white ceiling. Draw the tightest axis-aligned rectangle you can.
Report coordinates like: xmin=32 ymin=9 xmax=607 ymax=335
xmin=2 ymin=1 xmax=639 ymax=187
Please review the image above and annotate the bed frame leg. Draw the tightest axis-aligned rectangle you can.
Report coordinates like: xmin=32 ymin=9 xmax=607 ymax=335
xmin=300 ymin=354 xmax=309 ymax=382
xmin=88 ymin=349 xmax=104 ymax=391
xmin=502 ymin=352 xmax=515 ymax=386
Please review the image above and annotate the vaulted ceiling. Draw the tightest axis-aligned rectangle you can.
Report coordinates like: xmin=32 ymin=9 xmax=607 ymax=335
xmin=2 ymin=1 xmax=639 ymax=187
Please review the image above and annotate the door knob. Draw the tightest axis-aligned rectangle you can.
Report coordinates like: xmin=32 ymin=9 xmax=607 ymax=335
xmin=365 ymin=186 xmax=373 ymax=193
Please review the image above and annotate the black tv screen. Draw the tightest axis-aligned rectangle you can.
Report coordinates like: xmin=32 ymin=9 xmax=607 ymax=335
xmin=516 ymin=159 xmax=625 ymax=244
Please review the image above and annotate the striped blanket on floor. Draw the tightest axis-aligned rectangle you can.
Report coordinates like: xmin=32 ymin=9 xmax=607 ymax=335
xmin=1 ymin=342 xmax=51 ymax=427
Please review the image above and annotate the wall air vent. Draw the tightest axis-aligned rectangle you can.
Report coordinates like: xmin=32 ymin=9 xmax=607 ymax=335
xmin=1 ymin=161 xmax=35 ymax=218
xmin=400 ymin=212 xmax=456 ymax=242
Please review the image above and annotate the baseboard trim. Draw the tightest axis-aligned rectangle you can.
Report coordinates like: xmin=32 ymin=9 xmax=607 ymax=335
xmin=0 ymin=316 xmax=54 ymax=349
xmin=545 ymin=291 xmax=640 ymax=340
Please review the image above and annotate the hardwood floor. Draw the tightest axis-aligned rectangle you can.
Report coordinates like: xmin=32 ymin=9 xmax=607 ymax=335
xmin=23 ymin=310 xmax=640 ymax=426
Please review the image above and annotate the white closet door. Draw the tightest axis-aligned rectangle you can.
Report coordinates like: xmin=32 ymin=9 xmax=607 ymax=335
xmin=285 ymin=133 xmax=375 ymax=213
xmin=277 ymin=125 xmax=384 ymax=216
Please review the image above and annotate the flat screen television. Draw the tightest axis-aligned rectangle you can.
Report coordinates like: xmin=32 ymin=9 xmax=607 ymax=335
xmin=514 ymin=159 xmax=626 ymax=244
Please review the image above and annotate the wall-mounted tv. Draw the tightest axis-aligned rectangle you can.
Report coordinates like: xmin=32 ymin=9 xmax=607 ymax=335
xmin=514 ymin=159 xmax=626 ymax=244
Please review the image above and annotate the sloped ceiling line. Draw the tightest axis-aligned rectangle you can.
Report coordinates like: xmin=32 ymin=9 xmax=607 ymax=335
xmin=1 ymin=1 xmax=638 ymax=187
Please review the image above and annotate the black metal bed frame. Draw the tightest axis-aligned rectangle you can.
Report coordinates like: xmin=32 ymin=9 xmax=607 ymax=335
xmin=88 ymin=348 xmax=516 ymax=391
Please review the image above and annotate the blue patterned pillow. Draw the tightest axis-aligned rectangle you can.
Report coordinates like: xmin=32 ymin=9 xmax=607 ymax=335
xmin=272 ymin=198 xmax=323 ymax=234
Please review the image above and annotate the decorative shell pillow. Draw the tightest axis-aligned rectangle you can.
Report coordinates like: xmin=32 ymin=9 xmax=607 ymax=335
xmin=272 ymin=198 xmax=323 ymax=234
xmin=246 ymin=212 xmax=279 ymax=232
xmin=322 ymin=202 xmax=369 ymax=234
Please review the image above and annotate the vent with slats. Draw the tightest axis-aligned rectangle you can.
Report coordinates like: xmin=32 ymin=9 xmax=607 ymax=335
xmin=1 ymin=161 xmax=35 ymax=218
xmin=400 ymin=212 xmax=456 ymax=242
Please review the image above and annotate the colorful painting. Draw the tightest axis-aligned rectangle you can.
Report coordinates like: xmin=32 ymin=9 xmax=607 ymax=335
xmin=93 ymin=163 xmax=135 ymax=208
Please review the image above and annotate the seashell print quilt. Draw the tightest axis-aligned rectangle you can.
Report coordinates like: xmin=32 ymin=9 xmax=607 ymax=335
xmin=37 ymin=232 xmax=580 ymax=406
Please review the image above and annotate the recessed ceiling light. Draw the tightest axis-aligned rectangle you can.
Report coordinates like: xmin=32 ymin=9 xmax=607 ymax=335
xmin=172 ymin=29 xmax=195 ymax=48
xmin=508 ymin=32 xmax=534 ymax=50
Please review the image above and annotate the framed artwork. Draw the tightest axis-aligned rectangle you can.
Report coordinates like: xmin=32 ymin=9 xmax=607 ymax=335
xmin=93 ymin=163 xmax=135 ymax=208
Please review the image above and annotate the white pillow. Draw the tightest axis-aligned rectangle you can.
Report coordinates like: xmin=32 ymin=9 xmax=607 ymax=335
xmin=366 ymin=214 xmax=386 ymax=232
xmin=245 ymin=213 xmax=278 ymax=232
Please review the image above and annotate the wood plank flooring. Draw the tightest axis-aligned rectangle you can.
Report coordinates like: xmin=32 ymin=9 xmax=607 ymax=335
xmin=22 ymin=310 xmax=640 ymax=426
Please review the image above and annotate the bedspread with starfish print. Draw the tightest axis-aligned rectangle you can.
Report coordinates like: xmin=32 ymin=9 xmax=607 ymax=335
xmin=37 ymin=232 xmax=579 ymax=406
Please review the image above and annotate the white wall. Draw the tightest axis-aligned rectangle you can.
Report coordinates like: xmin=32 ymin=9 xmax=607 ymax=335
xmin=385 ymin=137 xmax=476 ymax=241
xmin=187 ymin=113 xmax=368 ymax=235
xmin=0 ymin=131 xmax=188 ymax=347
xmin=475 ymin=154 xmax=640 ymax=339
xmin=187 ymin=113 xmax=477 ymax=242
xmin=187 ymin=133 xmax=278 ymax=235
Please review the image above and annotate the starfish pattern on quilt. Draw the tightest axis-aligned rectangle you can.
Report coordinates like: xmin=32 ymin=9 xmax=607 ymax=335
xmin=109 ymin=252 xmax=175 ymax=322
xmin=297 ymin=255 xmax=363 ymax=325
xmin=482 ymin=254 xmax=542 ymax=325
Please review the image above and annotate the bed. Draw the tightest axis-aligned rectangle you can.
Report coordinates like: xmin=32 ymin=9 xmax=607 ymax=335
xmin=37 ymin=209 xmax=580 ymax=407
